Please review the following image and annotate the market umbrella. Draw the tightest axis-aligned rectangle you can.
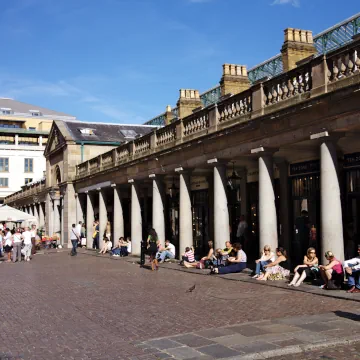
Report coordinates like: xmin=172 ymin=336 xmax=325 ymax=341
xmin=0 ymin=205 xmax=37 ymax=225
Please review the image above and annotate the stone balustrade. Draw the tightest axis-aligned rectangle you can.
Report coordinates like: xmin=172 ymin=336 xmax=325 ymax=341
xmin=73 ymin=36 xmax=360 ymax=180
xmin=218 ymin=89 xmax=252 ymax=123
xmin=327 ymin=41 xmax=360 ymax=82
xmin=156 ymin=122 xmax=177 ymax=147
xmin=262 ymin=62 xmax=312 ymax=107
xmin=5 ymin=181 xmax=46 ymax=204
xmin=101 ymin=151 xmax=114 ymax=169
xmin=182 ymin=108 xmax=209 ymax=137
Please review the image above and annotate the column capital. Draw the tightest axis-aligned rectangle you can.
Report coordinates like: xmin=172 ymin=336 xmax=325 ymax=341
xmin=250 ymin=146 xmax=278 ymax=158
xmin=175 ymin=166 xmax=192 ymax=174
xmin=310 ymin=131 xmax=345 ymax=143
xmin=111 ymin=183 xmax=117 ymax=188
xmin=206 ymin=158 xmax=227 ymax=167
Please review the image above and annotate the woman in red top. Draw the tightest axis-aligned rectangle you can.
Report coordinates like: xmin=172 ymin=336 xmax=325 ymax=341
xmin=319 ymin=251 xmax=344 ymax=289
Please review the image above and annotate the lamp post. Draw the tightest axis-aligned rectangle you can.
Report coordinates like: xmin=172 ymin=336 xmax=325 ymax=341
xmin=227 ymin=162 xmax=241 ymax=243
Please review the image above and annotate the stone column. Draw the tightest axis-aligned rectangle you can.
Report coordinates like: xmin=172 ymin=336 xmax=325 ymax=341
xmin=63 ymin=183 xmax=77 ymax=249
xmin=45 ymin=194 xmax=53 ymax=237
xmin=29 ymin=205 xmax=34 ymax=217
xmin=175 ymin=168 xmax=193 ymax=252
xmin=33 ymin=203 xmax=39 ymax=225
xmin=208 ymin=159 xmax=230 ymax=250
xmin=53 ymin=199 xmax=61 ymax=238
xmin=150 ymin=174 xmax=165 ymax=244
xmin=320 ymin=140 xmax=344 ymax=262
xmin=76 ymin=194 xmax=84 ymax=225
xmin=129 ymin=180 xmax=142 ymax=256
xmin=86 ymin=192 xmax=95 ymax=249
xmin=252 ymin=148 xmax=278 ymax=253
xmin=39 ymin=202 xmax=45 ymax=229
xmin=278 ymin=161 xmax=291 ymax=256
xmin=98 ymin=189 xmax=107 ymax=249
xmin=112 ymin=185 xmax=124 ymax=248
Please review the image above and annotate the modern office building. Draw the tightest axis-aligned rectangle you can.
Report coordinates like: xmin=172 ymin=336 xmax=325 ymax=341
xmin=0 ymin=98 xmax=76 ymax=203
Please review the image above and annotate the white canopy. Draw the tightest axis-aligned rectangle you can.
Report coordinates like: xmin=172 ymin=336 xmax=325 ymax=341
xmin=0 ymin=205 xmax=37 ymax=224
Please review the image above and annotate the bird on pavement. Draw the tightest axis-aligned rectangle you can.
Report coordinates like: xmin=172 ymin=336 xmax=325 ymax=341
xmin=186 ymin=284 xmax=196 ymax=293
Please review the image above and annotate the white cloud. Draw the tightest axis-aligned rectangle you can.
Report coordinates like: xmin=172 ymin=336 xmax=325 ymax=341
xmin=272 ymin=0 xmax=300 ymax=7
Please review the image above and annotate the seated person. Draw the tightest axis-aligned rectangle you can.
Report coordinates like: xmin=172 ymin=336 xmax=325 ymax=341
xmin=288 ymin=247 xmax=319 ymax=287
xmin=253 ymin=245 xmax=275 ymax=278
xmin=157 ymin=240 xmax=176 ymax=263
xmin=184 ymin=241 xmax=215 ymax=269
xmin=111 ymin=237 xmax=124 ymax=256
xmin=181 ymin=246 xmax=195 ymax=264
xmin=126 ymin=237 xmax=131 ymax=254
xmin=257 ymin=247 xmax=290 ymax=281
xmin=120 ymin=237 xmax=129 ymax=257
xmin=211 ymin=243 xmax=246 ymax=274
xmin=319 ymin=251 xmax=344 ymax=289
xmin=99 ymin=236 xmax=111 ymax=254
xmin=343 ymin=244 xmax=360 ymax=293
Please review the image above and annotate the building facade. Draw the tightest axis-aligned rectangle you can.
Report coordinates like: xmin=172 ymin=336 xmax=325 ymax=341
xmin=5 ymin=16 xmax=360 ymax=265
xmin=0 ymin=98 xmax=76 ymax=203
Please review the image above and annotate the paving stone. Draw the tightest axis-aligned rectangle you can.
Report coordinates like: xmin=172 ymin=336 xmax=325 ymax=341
xmin=229 ymin=325 xmax=269 ymax=337
xmin=195 ymin=344 xmax=241 ymax=359
xmin=260 ymin=324 xmax=301 ymax=334
xmin=232 ymin=341 xmax=280 ymax=354
xmin=297 ymin=321 xmax=335 ymax=332
xmin=145 ymin=339 xmax=182 ymax=350
xmin=212 ymin=334 xmax=253 ymax=347
xmin=292 ymin=331 xmax=329 ymax=343
xmin=164 ymin=346 xmax=205 ymax=359
xmin=272 ymin=338 xmax=305 ymax=347
xmin=170 ymin=334 xmax=215 ymax=348
xmin=195 ymin=328 xmax=237 ymax=339
xmin=326 ymin=319 xmax=360 ymax=331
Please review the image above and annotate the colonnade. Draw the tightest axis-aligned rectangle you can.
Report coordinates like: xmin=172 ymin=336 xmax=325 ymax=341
xmin=20 ymin=202 xmax=45 ymax=229
xmin=74 ymin=136 xmax=344 ymax=264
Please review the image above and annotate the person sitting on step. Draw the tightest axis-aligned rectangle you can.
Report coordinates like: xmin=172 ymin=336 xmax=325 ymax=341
xmin=184 ymin=241 xmax=215 ymax=269
xmin=319 ymin=251 xmax=344 ymax=290
xmin=211 ymin=243 xmax=247 ymax=274
xmin=257 ymin=246 xmax=290 ymax=281
xmin=157 ymin=239 xmax=176 ymax=263
xmin=288 ymin=247 xmax=319 ymax=287
xmin=344 ymin=244 xmax=360 ymax=293
xmin=252 ymin=245 xmax=275 ymax=279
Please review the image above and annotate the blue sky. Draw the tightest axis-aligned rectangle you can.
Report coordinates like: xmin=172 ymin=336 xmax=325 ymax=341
xmin=0 ymin=0 xmax=358 ymax=123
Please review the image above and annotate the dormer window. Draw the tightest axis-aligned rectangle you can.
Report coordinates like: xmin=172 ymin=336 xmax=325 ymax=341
xmin=1 ymin=107 xmax=12 ymax=115
xmin=29 ymin=109 xmax=41 ymax=116
xmin=79 ymin=128 xmax=94 ymax=135
xmin=120 ymin=129 xmax=137 ymax=139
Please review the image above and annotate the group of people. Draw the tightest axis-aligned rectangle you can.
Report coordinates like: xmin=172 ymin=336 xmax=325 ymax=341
xmin=0 ymin=224 xmax=38 ymax=262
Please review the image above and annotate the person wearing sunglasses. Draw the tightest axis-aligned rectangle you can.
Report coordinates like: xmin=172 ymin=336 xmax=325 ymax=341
xmin=288 ymin=247 xmax=319 ymax=287
xmin=319 ymin=251 xmax=343 ymax=289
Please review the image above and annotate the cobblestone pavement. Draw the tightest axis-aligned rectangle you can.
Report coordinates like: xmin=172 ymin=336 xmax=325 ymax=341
xmin=0 ymin=252 xmax=359 ymax=360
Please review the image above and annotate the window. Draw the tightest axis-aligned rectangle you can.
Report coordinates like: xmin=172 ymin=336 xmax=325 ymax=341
xmin=120 ymin=129 xmax=137 ymax=139
xmin=1 ymin=107 xmax=12 ymax=115
xmin=24 ymin=158 xmax=33 ymax=173
xmin=29 ymin=109 xmax=41 ymax=116
xmin=0 ymin=158 xmax=9 ymax=172
xmin=29 ymin=127 xmax=36 ymax=130
xmin=25 ymin=178 xmax=33 ymax=184
xmin=0 ymin=178 xmax=8 ymax=187
xmin=79 ymin=128 xmax=94 ymax=135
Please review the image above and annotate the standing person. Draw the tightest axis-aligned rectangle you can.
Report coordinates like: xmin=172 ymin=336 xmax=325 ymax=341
xmin=81 ymin=222 xmax=86 ymax=248
xmin=70 ymin=224 xmax=79 ymax=256
xmin=21 ymin=227 xmax=32 ymax=262
xmin=12 ymin=228 xmax=22 ymax=263
xmin=92 ymin=221 xmax=99 ymax=249
xmin=4 ymin=229 xmax=12 ymax=262
xmin=76 ymin=221 xmax=82 ymax=241
xmin=30 ymin=224 xmax=37 ymax=255
xmin=236 ymin=215 xmax=248 ymax=247
xmin=147 ymin=228 xmax=158 ymax=271
xmin=0 ymin=229 xmax=3 ymax=258
xmin=105 ymin=221 xmax=111 ymax=241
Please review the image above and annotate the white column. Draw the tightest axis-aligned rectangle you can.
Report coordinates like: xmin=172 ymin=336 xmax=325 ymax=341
xmin=320 ymin=140 xmax=344 ymax=262
xmin=45 ymin=194 xmax=53 ymax=237
xmin=112 ymin=185 xmax=124 ymax=248
xmin=33 ymin=203 xmax=39 ymax=225
xmin=208 ymin=159 xmax=230 ymax=250
xmin=76 ymin=194 xmax=84 ymax=225
xmin=258 ymin=153 xmax=278 ymax=252
xmin=53 ymin=199 xmax=61 ymax=239
xmin=176 ymin=168 xmax=193 ymax=252
xmin=86 ymin=192 xmax=95 ymax=249
xmin=98 ymin=189 xmax=107 ymax=249
xmin=150 ymin=174 xmax=165 ymax=244
xmin=39 ymin=202 xmax=45 ymax=229
xmin=29 ymin=205 xmax=34 ymax=217
xmin=130 ymin=180 xmax=142 ymax=256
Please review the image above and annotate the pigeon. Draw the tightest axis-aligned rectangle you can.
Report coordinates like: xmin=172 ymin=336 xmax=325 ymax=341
xmin=186 ymin=284 xmax=196 ymax=293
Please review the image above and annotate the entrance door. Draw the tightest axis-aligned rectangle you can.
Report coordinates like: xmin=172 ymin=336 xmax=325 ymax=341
xmin=291 ymin=174 xmax=320 ymax=264
xmin=192 ymin=190 xmax=209 ymax=256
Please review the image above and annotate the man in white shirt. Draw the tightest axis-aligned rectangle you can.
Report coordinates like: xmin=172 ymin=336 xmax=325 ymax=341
xmin=70 ymin=224 xmax=80 ymax=256
xmin=22 ymin=227 xmax=32 ymax=261
xmin=157 ymin=240 xmax=176 ymax=263
xmin=76 ymin=221 xmax=82 ymax=239
xmin=30 ymin=224 xmax=37 ymax=255
xmin=344 ymin=244 xmax=360 ymax=293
